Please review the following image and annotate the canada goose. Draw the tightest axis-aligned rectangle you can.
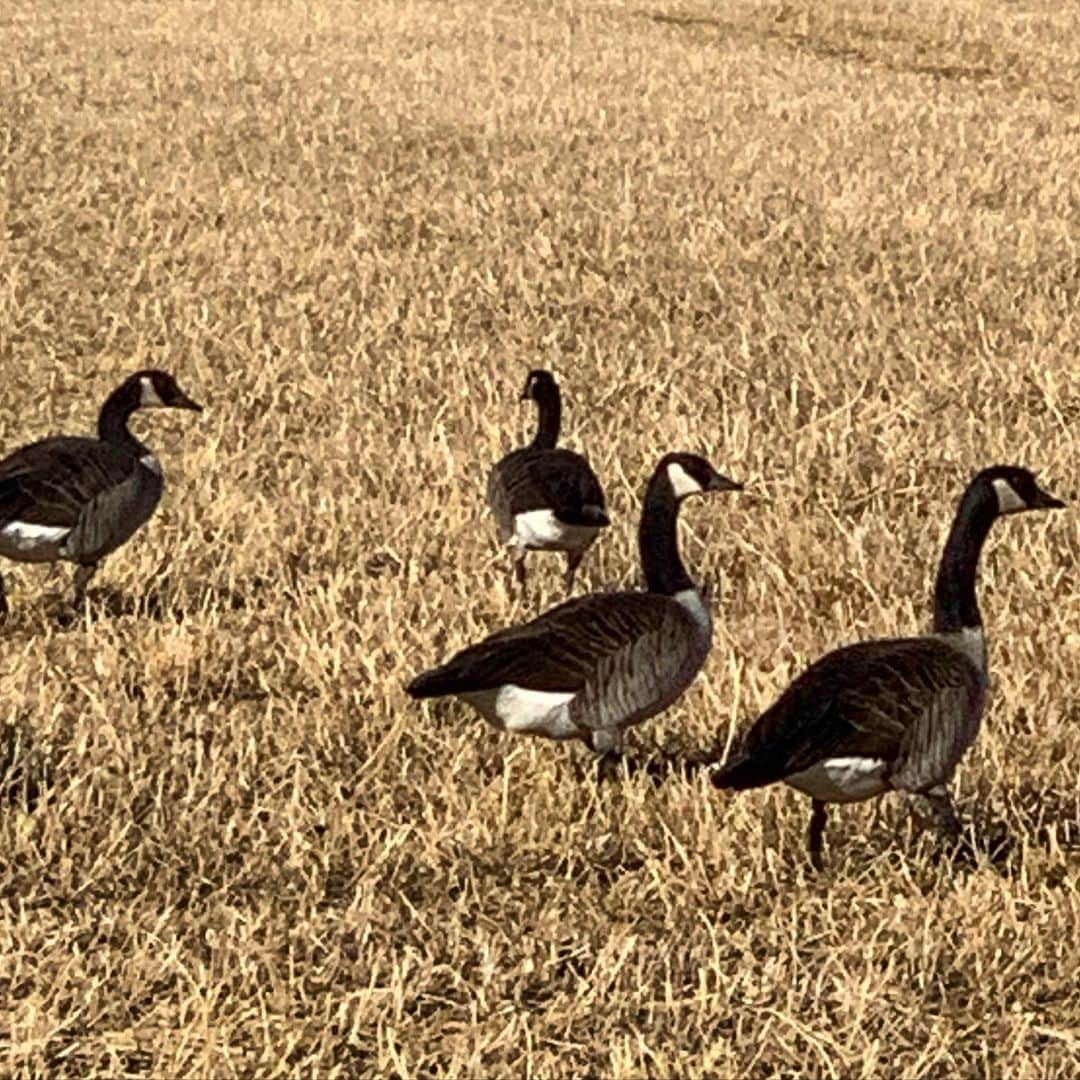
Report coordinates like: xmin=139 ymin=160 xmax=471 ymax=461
xmin=706 ymin=465 xmax=1064 ymax=869
xmin=487 ymin=369 xmax=609 ymax=594
xmin=0 ymin=369 xmax=203 ymax=617
xmin=408 ymin=453 xmax=742 ymax=774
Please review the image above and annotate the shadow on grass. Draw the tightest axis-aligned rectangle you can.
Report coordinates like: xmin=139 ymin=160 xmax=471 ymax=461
xmin=632 ymin=7 xmax=1065 ymax=98
xmin=0 ymin=719 xmax=55 ymax=813
xmin=44 ymin=574 xmax=277 ymax=629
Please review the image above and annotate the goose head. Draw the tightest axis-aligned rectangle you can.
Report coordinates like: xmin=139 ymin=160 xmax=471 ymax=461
xmin=976 ymin=465 xmax=1065 ymax=516
xmin=129 ymin=370 xmax=204 ymax=412
xmin=520 ymin=368 xmax=557 ymax=402
xmin=659 ymin=452 xmax=743 ymax=502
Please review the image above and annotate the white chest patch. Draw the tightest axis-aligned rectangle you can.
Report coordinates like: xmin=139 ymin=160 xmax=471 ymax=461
xmin=0 ymin=521 xmax=72 ymax=563
xmin=512 ymin=509 xmax=601 ymax=553
xmin=461 ymin=684 xmax=579 ymax=741
xmin=139 ymin=451 xmax=163 ymax=476
xmin=673 ymin=587 xmax=713 ymax=637
xmin=785 ymin=756 xmax=890 ymax=803
xmin=937 ymin=625 xmax=987 ymax=673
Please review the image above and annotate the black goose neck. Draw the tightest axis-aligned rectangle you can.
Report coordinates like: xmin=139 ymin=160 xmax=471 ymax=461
xmin=932 ymin=482 xmax=997 ymax=633
xmin=640 ymin=473 xmax=694 ymax=595
xmin=97 ymin=381 xmax=144 ymax=454
xmin=529 ymin=381 xmax=561 ymax=450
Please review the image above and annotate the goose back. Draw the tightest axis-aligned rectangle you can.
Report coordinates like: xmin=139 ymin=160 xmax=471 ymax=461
xmin=407 ymin=590 xmax=710 ymax=742
xmin=715 ymin=636 xmax=987 ymax=798
xmin=488 ymin=447 xmax=607 ymax=539
xmin=0 ymin=436 xmax=163 ymax=563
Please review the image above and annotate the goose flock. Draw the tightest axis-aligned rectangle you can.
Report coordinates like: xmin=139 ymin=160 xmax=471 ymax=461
xmin=408 ymin=369 xmax=1065 ymax=867
xmin=0 ymin=367 xmax=1066 ymax=870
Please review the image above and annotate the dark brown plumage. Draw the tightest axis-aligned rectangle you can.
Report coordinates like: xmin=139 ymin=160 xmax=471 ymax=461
xmin=701 ymin=465 xmax=1064 ymax=869
xmin=409 ymin=452 xmax=742 ymax=774
xmin=0 ymin=369 xmax=202 ymax=617
xmin=487 ymin=369 xmax=608 ymax=594
xmin=714 ymin=639 xmax=986 ymax=793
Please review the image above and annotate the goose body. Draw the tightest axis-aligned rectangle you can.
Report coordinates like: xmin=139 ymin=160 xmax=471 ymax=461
xmin=488 ymin=370 xmax=608 ymax=593
xmin=0 ymin=370 xmax=202 ymax=616
xmin=709 ymin=466 xmax=1064 ymax=868
xmin=409 ymin=453 xmax=742 ymax=769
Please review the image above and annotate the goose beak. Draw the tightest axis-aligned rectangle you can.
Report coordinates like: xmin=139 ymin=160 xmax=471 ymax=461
xmin=173 ymin=390 xmax=204 ymax=413
xmin=708 ymin=473 xmax=743 ymax=493
xmin=1031 ymin=484 xmax=1065 ymax=510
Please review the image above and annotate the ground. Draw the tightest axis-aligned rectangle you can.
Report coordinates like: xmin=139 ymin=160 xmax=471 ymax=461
xmin=1 ymin=0 xmax=1079 ymax=1075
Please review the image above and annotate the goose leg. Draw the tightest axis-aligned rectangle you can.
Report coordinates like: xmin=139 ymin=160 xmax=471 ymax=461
xmin=904 ymin=786 xmax=962 ymax=846
xmin=72 ymin=563 xmax=98 ymax=606
xmin=592 ymin=730 xmax=626 ymax=783
xmin=0 ymin=572 xmax=8 ymax=622
xmin=510 ymin=550 xmax=527 ymax=594
xmin=808 ymin=799 xmax=828 ymax=872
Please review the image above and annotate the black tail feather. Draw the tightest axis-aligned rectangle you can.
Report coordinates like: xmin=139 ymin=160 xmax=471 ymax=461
xmin=709 ymin=753 xmax=779 ymax=791
xmin=405 ymin=668 xmax=452 ymax=699
xmin=626 ymin=748 xmax=779 ymax=791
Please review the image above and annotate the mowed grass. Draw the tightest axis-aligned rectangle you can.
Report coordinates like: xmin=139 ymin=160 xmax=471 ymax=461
xmin=1 ymin=0 xmax=1079 ymax=1074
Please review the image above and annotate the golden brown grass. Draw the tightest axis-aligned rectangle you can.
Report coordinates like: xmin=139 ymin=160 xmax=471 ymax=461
xmin=1 ymin=0 xmax=1079 ymax=1074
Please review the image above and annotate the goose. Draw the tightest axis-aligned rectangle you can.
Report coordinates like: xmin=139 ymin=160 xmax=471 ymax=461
xmin=0 ymin=369 xmax=203 ymax=617
xmin=408 ymin=453 xmax=742 ymax=775
xmin=704 ymin=465 xmax=1064 ymax=869
xmin=487 ymin=369 xmax=609 ymax=594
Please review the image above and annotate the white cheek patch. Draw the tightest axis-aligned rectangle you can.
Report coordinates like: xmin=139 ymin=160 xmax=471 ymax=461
xmin=139 ymin=376 xmax=165 ymax=407
xmin=667 ymin=462 xmax=703 ymax=499
xmin=992 ymin=477 xmax=1027 ymax=514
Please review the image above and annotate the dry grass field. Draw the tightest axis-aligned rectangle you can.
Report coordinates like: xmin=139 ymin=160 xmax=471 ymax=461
xmin=1 ymin=0 xmax=1079 ymax=1074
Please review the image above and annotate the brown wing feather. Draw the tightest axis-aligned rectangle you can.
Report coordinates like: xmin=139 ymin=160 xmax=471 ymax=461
xmin=715 ymin=637 xmax=986 ymax=790
xmin=488 ymin=447 xmax=606 ymax=526
xmin=407 ymin=592 xmax=692 ymax=697
xmin=0 ymin=437 xmax=138 ymax=529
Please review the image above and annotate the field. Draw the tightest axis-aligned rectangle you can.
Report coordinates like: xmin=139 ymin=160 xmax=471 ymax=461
xmin=1 ymin=0 xmax=1079 ymax=1074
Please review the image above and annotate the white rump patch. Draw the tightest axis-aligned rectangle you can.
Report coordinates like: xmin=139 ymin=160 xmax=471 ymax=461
xmin=0 ymin=521 xmax=71 ymax=562
xmin=667 ymin=462 xmax=703 ymax=499
xmin=992 ymin=477 xmax=1026 ymax=515
xmin=139 ymin=451 xmax=163 ymax=476
xmin=139 ymin=376 xmax=165 ymax=408
xmin=462 ymin=684 xmax=579 ymax=741
xmin=786 ymin=756 xmax=889 ymax=803
xmin=512 ymin=509 xmax=601 ymax=552
xmin=673 ymin=587 xmax=713 ymax=635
